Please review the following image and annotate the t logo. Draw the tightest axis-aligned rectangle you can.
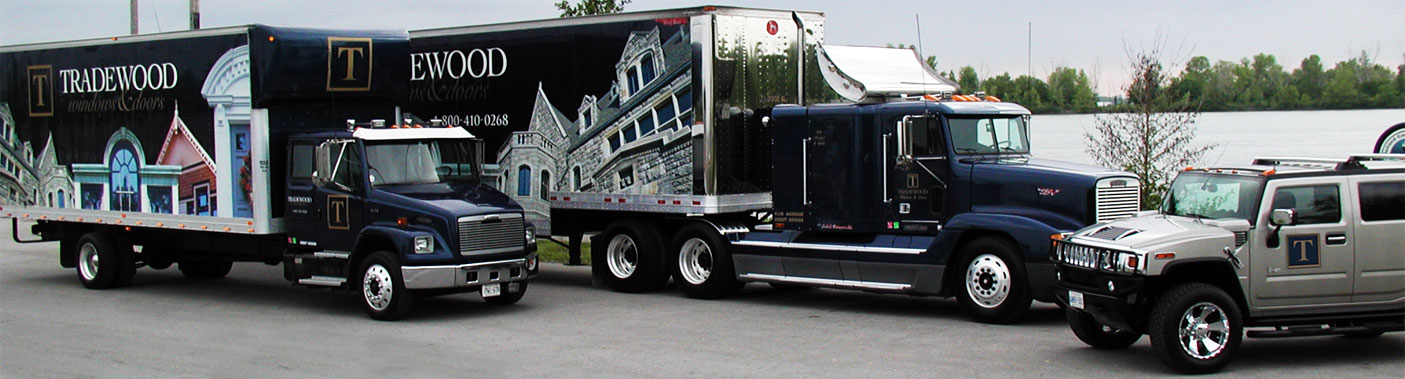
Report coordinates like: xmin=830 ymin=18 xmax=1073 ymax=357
xmin=327 ymin=195 xmax=351 ymax=230
xmin=1286 ymin=234 xmax=1320 ymax=268
xmin=907 ymin=174 xmax=919 ymax=189
xmin=28 ymin=65 xmax=55 ymax=117
xmin=327 ymin=37 xmax=372 ymax=91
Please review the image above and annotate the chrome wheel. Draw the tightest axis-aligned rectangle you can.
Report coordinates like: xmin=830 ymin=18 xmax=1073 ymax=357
xmin=78 ymin=242 xmax=100 ymax=281
xmin=606 ymin=234 xmax=638 ymax=279
xmin=677 ymin=237 xmax=713 ymax=285
xmin=362 ymin=264 xmax=394 ymax=311
xmin=1178 ymin=301 xmax=1232 ymax=360
xmin=965 ymin=253 xmax=1011 ymax=308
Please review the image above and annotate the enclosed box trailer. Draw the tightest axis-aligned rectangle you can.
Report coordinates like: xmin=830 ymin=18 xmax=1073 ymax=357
xmin=2 ymin=25 xmax=536 ymax=320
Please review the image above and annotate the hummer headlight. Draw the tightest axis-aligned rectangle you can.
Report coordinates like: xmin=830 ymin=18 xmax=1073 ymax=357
xmin=413 ymin=235 xmax=434 ymax=254
xmin=1114 ymin=251 xmax=1143 ymax=274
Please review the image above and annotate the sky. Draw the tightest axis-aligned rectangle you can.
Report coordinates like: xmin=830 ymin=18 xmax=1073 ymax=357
xmin=3 ymin=0 xmax=1403 ymax=96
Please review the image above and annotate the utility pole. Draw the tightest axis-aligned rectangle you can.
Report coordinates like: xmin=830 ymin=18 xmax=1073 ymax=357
xmin=1027 ymin=22 xmax=1031 ymax=79
xmin=130 ymin=0 xmax=139 ymax=35
xmin=190 ymin=0 xmax=200 ymax=30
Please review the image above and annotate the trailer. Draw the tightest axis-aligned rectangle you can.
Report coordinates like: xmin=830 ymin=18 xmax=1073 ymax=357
xmin=1 ymin=25 xmax=536 ymax=320
xmin=399 ymin=6 xmax=1142 ymax=323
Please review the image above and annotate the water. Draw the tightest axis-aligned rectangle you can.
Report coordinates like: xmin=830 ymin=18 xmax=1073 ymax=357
xmin=1030 ymin=109 xmax=1405 ymax=167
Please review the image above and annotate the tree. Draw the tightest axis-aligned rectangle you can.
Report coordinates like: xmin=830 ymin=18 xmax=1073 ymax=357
xmin=1292 ymin=55 xmax=1326 ymax=106
xmin=1047 ymin=67 xmax=1097 ymax=112
xmin=957 ymin=66 xmax=981 ymax=94
xmin=1086 ymin=42 xmax=1216 ymax=208
xmin=555 ymin=0 xmax=630 ymax=17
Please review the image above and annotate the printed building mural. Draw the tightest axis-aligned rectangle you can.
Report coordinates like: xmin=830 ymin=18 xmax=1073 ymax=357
xmin=0 ymin=32 xmax=253 ymax=219
xmin=497 ymin=26 xmax=694 ymax=221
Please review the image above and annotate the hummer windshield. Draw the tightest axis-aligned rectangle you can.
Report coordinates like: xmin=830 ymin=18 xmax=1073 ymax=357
xmin=364 ymin=139 xmax=480 ymax=187
xmin=948 ymin=116 xmax=1030 ymax=155
xmin=1163 ymin=172 xmax=1264 ymax=220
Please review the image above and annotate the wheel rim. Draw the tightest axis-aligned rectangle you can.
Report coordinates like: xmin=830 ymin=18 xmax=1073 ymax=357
xmin=965 ymin=253 xmax=1011 ymax=308
xmin=362 ymin=264 xmax=394 ymax=311
xmin=1178 ymin=301 xmax=1232 ymax=360
xmin=78 ymin=242 xmax=100 ymax=281
xmin=678 ymin=237 xmax=713 ymax=285
xmin=606 ymin=234 xmax=638 ymax=279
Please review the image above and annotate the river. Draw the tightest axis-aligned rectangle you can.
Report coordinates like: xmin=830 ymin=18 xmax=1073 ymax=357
xmin=1030 ymin=109 xmax=1405 ymax=167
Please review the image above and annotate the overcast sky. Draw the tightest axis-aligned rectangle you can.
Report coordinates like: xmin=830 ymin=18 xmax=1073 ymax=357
xmin=3 ymin=0 xmax=1402 ymax=95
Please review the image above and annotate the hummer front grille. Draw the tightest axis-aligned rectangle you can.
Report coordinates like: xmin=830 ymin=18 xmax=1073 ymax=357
xmin=1055 ymin=241 xmax=1129 ymax=271
xmin=1095 ymin=178 xmax=1140 ymax=223
xmin=457 ymin=213 xmax=525 ymax=255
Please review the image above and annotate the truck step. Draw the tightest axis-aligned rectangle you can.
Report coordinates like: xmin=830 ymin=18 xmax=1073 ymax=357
xmin=298 ymin=276 xmax=347 ymax=287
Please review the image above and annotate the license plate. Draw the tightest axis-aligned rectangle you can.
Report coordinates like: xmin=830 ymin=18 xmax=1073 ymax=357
xmin=481 ymin=283 xmax=502 ymax=297
xmin=1069 ymin=290 xmax=1085 ymax=310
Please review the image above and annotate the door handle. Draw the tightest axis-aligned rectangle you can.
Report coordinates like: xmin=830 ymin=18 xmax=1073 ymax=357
xmin=882 ymin=133 xmax=891 ymax=203
xmin=1325 ymin=233 xmax=1347 ymax=245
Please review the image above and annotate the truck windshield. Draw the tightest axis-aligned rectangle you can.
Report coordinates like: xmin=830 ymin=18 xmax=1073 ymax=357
xmin=364 ymin=139 xmax=480 ymax=187
xmin=1163 ymin=172 xmax=1264 ymax=220
xmin=948 ymin=116 xmax=1030 ymax=155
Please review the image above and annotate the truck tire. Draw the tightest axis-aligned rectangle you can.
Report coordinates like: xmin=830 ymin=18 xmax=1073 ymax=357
xmin=75 ymin=232 xmax=123 ymax=289
xmin=672 ymin=224 xmax=744 ymax=299
xmin=1067 ymin=308 xmax=1141 ymax=349
xmin=484 ymin=280 xmax=529 ymax=305
xmin=179 ymin=259 xmax=232 ymax=279
xmin=142 ymin=247 xmax=175 ymax=270
xmin=359 ymin=251 xmax=414 ymax=321
xmin=1149 ymin=283 xmax=1243 ymax=374
xmin=954 ymin=237 xmax=1031 ymax=324
xmin=594 ymin=220 xmax=668 ymax=293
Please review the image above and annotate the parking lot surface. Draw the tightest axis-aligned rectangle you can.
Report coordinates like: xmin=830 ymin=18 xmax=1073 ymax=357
xmin=2 ymin=227 xmax=1401 ymax=377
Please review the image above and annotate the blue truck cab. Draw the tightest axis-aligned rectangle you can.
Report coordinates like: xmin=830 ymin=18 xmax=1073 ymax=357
xmin=283 ymin=121 xmax=537 ymax=320
xmin=713 ymin=98 xmax=1141 ymax=323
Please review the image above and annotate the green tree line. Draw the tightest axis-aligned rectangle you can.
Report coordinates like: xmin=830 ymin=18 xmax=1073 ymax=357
xmin=938 ymin=52 xmax=1405 ymax=113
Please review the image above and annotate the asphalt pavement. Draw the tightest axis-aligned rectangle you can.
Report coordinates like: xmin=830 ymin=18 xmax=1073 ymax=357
xmin=2 ymin=224 xmax=1401 ymax=377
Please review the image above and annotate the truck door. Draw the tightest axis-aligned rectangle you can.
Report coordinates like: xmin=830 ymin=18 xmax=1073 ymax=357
xmin=1250 ymin=178 xmax=1354 ymax=308
xmin=288 ymin=139 xmax=366 ymax=253
xmin=889 ymin=115 xmax=950 ymax=227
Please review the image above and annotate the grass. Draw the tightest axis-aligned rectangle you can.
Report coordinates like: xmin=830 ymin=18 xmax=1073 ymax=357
xmin=536 ymin=240 xmax=591 ymax=265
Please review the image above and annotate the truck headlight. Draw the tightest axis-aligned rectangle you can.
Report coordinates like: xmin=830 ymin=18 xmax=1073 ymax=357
xmin=525 ymin=226 xmax=537 ymax=245
xmin=413 ymin=235 xmax=434 ymax=254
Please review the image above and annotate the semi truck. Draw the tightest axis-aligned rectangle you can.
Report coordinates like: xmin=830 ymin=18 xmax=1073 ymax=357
xmin=403 ymin=6 xmax=1142 ymax=323
xmin=0 ymin=25 xmax=536 ymax=320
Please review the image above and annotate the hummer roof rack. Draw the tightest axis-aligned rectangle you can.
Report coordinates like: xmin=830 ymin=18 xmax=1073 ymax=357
xmin=1252 ymin=154 xmax=1405 ymax=171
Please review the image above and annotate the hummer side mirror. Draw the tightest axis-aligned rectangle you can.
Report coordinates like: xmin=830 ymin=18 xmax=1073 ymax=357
xmin=1267 ymin=208 xmax=1297 ymax=248
xmin=1270 ymin=208 xmax=1297 ymax=226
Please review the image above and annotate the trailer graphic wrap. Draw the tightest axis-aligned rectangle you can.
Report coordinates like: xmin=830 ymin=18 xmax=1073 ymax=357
xmin=0 ymin=33 xmax=250 ymax=218
xmin=409 ymin=20 xmax=695 ymax=223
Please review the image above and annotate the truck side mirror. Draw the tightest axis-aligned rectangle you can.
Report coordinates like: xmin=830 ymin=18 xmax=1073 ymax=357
xmin=313 ymin=142 xmax=334 ymax=187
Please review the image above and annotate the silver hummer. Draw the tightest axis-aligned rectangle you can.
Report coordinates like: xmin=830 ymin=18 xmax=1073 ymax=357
xmin=1052 ymin=154 xmax=1405 ymax=374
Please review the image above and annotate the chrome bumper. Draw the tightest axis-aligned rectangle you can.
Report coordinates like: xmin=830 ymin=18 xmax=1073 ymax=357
xmin=401 ymin=257 xmax=530 ymax=290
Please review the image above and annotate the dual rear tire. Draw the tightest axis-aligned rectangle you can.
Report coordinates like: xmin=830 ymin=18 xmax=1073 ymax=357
xmin=594 ymin=220 xmax=742 ymax=299
xmin=74 ymin=232 xmax=135 ymax=289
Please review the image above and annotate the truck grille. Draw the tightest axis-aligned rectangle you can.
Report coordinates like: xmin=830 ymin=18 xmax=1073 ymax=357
xmin=457 ymin=213 xmax=525 ymax=255
xmin=1095 ymin=178 xmax=1140 ymax=223
xmin=1055 ymin=241 xmax=1128 ymax=271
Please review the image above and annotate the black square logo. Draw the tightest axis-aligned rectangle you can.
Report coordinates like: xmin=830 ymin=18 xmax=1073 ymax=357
xmin=28 ymin=65 xmax=55 ymax=117
xmin=327 ymin=37 xmax=372 ymax=92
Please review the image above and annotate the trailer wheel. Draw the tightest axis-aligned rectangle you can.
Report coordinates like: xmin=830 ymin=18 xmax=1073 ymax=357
xmin=179 ymin=259 xmax=232 ymax=279
xmin=484 ymin=280 xmax=529 ymax=305
xmin=359 ymin=251 xmax=414 ymax=321
xmin=954 ymin=237 xmax=1031 ymax=324
xmin=1067 ymin=308 xmax=1142 ymax=349
xmin=672 ymin=224 xmax=744 ymax=299
xmin=1149 ymin=283 xmax=1242 ymax=374
xmin=594 ymin=220 xmax=667 ymax=293
xmin=75 ymin=232 xmax=123 ymax=289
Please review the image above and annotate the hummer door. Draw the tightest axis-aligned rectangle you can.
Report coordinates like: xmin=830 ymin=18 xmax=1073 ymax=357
xmin=1250 ymin=179 xmax=1354 ymax=308
xmin=888 ymin=115 xmax=950 ymax=230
